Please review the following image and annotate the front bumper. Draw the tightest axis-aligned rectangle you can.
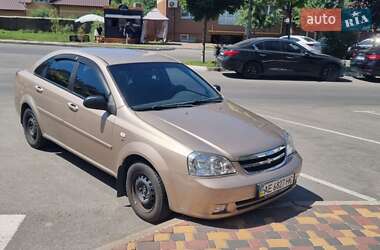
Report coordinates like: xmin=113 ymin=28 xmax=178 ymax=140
xmin=169 ymin=152 xmax=302 ymax=219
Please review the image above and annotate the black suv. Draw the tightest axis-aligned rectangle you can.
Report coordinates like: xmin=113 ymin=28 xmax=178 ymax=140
xmin=217 ymin=38 xmax=344 ymax=81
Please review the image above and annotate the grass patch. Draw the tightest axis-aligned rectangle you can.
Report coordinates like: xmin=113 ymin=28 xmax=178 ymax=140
xmin=184 ymin=60 xmax=217 ymax=68
xmin=0 ymin=29 xmax=71 ymax=42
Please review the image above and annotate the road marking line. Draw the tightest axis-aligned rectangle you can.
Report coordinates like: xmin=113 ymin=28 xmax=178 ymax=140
xmin=0 ymin=215 xmax=25 ymax=250
xmin=300 ymin=173 xmax=377 ymax=201
xmin=354 ymin=110 xmax=380 ymax=116
xmin=261 ymin=114 xmax=380 ymax=146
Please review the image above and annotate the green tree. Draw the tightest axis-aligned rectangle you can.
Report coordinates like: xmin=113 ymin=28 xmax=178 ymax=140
xmin=110 ymin=0 xmax=156 ymax=14
xmin=49 ymin=8 xmax=61 ymax=33
xmin=180 ymin=0 xmax=244 ymax=62
xmin=237 ymin=0 xmax=283 ymax=37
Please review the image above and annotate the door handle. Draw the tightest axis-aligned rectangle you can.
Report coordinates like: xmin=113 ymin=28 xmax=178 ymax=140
xmin=35 ymin=85 xmax=44 ymax=93
xmin=67 ymin=102 xmax=79 ymax=112
xmin=285 ymin=56 xmax=295 ymax=59
xmin=259 ymin=53 xmax=267 ymax=57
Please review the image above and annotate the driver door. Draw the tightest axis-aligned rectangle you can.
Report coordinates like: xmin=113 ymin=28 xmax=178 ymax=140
xmin=67 ymin=57 xmax=116 ymax=170
xmin=281 ymin=41 xmax=316 ymax=76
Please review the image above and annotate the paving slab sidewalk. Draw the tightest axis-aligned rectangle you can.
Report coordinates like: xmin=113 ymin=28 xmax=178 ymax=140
xmin=100 ymin=202 xmax=380 ymax=250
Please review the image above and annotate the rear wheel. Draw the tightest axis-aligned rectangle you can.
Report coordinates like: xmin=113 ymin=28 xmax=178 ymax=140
xmin=320 ymin=64 xmax=339 ymax=81
xmin=126 ymin=163 xmax=170 ymax=224
xmin=22 ymin=108 xmax=46 ymax=149
xmin=242 ymin=62 xmax=261 ymax=79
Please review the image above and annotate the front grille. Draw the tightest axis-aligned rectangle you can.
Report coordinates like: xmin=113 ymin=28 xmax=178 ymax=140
xmin=239 ymin=145 xmax=286 ymax=173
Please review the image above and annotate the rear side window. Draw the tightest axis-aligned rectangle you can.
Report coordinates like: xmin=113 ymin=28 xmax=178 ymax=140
xmin=45 ymin=59 xmax=75 ymax=88
xmin=264 ymin=41 xmax=282 ymax=52
xmin=73 ymin=63 xmax=107 ymax=98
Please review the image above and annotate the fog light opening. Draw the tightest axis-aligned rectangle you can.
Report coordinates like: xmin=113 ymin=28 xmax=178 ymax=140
xmin=212 ymin=204 xmax=228 ymax=215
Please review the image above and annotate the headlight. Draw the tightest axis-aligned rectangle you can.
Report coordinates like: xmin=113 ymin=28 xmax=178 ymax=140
xmin=187 ymin=152 xmax=236 ymax=177
xmin=285 ymin=133 xmax=296 ymax=156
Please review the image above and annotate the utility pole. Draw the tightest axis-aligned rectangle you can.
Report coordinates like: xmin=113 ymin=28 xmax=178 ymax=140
xmin=286 ymin=1 xmax=292 ymax=39
xmin=246 ymin=0 xmax=253 ymax=39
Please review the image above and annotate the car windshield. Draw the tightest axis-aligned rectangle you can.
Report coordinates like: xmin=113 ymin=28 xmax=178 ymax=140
xmin=109 ymin=62 xmax=222 ymax=111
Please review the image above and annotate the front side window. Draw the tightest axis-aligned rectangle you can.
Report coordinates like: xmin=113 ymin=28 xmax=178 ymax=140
xmin=283 ymin=42 xmax=304 ymax=54
xmin=73 ymin=63 xmax=107 ymax=98
xmin=34 ymin=60 xmax=50 ymax=77
xmin=45 ymin=59 xmax=75 ymax=88
xmin=109 ymin=63 xmax=221 ymax=111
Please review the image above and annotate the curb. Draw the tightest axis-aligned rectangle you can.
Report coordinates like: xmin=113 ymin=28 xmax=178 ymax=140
xmin=0 ymin=39 xmax=176 ymax=51
xmin=0 ymin=39 xmax=215 ymax=51
xmin=97 ymin=218 xmax=184 ymax=250
xmin=97 ymin=200 xmax=380 ymax=249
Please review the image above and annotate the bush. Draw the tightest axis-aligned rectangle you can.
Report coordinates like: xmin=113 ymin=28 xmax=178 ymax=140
xmin=322 ymin=32 xmax=358 ymax=59
xmin=29 ymin=8 xmax=50 ymax=17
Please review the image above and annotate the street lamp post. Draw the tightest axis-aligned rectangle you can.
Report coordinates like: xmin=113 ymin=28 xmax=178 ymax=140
xmin=246 ymin=0 xmax=253 ymax=39
xmin=286 ymin=1 xmax=292 ymax=39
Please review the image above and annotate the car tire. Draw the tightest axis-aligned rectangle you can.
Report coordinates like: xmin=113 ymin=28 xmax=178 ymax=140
xmin=320 ymin=64 xmax=340 ymax=81
xmin=364 ymin=75 xmax=376 ymax=81
xmin=242 ymin=62 xmax=261 ymax=79
xmin=126 ymin=162 xmax=170 ymax=224
xmin=22 ymin=108 xmax=46 ymax=149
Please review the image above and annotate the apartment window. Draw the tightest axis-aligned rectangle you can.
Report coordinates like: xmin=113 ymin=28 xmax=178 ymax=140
xmin=218 ymin=12 xmax=237 ymax=25
xmin=181 ymin=9 xmax=193 ymax=20
xmin=179 ymin=34 xmax=196 ymax=42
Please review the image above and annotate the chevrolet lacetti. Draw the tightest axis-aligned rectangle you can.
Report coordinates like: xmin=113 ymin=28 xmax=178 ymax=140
xmin=15 ymin=48 xmax=302 ymax=223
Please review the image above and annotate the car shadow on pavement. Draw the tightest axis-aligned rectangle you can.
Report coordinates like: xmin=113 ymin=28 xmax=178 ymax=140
xmin=222 ymin=72 xmax=352 ymax=83
xmin=175 ymin=185 xmax=322 ymax=230
xmin=44 ymin=141 xmax=117 ymax=191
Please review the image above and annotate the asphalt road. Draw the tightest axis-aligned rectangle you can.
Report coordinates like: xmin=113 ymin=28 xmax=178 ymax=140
xmin=0 ymin=43 xmax=379 ymax=249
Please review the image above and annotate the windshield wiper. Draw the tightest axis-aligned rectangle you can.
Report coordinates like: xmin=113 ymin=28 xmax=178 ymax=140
xmin=133 ymin=97 xmax=223 ymax=111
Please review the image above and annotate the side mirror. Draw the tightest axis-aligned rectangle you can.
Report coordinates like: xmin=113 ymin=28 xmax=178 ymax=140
xmin=83 ymin=95 xmax=108 ymax=111
xmin=214 ymin=84 xmax=221 ymax=92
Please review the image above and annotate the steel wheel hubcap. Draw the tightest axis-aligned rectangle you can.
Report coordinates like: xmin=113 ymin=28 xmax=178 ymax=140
xmin=27 ymin=116 xmax=38 ymax=140
xmin=134 ymin=175 xmax=155 ymax=209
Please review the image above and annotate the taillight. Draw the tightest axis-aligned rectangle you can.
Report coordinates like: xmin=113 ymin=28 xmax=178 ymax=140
xmin=223 ymin=50 xmax=240 ymax=57
xmin=366 ymin=54 xmax=380 ymax=60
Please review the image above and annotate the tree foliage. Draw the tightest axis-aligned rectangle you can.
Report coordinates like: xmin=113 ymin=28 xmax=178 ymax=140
xmin=236 ymin=0 xmax=283 ymax=32
xmin=110 ymin=0 xmax=156 ymax=14
xmin=180 ymin=0 xmax=244 ymax=21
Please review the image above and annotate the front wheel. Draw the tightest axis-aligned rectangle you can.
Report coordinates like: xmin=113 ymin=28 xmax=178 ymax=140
xmin=126 ymin=163 xmax=170 ymax=224
xmin=320 ymin=64 xmax=340 ymax=81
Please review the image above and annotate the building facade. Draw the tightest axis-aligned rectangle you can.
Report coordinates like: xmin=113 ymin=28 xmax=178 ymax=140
xmin=157 ymin=0 xmax=282 ymax=43
xmin=0 ymin=0 xmax=109 ymax=18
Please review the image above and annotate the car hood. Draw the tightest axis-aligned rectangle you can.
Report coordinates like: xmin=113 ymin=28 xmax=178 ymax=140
xmin=135 ymin=101 xmax=285 ymax=160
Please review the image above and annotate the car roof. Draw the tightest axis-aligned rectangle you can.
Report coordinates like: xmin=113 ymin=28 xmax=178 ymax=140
xmin=50 ymin=48 xmax=178 ymax=66
xmin=232 ymin=37 xmax=281 ymax=47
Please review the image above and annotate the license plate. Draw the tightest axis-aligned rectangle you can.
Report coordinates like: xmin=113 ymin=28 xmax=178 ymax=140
xmin=258 ymin=174 xmax=295 ymax=198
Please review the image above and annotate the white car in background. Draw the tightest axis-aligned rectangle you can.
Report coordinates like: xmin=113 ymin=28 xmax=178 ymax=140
xmin=280 ymin=35 xmax=322 ymax=52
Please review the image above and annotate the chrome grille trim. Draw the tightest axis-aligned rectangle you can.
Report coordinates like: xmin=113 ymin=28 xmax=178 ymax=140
xmin=239 ymin=145 xmax=287 ymax=174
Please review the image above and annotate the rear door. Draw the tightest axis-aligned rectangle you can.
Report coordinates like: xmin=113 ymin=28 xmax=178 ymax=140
xmin=33 ymin=56 xmax=78 ymax=145
xmin=67 ymin=57 xmax=116 ymax=169
xmin=254 ymin=40 xmax=287 ymax=75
